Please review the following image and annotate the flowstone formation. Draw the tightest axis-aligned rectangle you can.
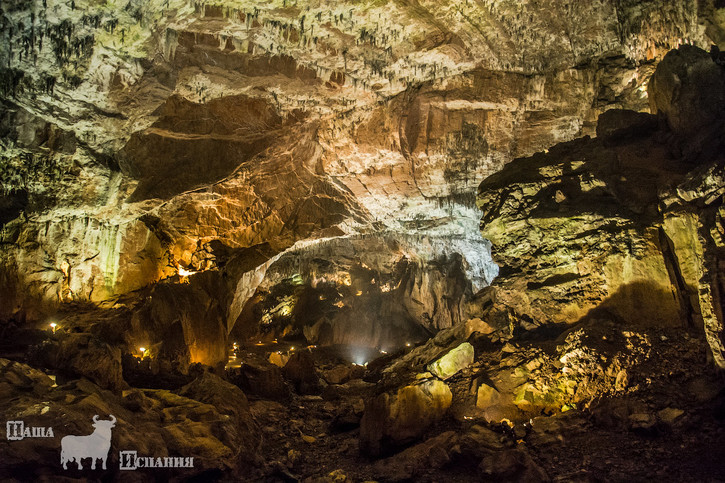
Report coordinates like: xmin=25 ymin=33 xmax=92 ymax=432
xmin=1 ymin=0 xmax=725 ymax=480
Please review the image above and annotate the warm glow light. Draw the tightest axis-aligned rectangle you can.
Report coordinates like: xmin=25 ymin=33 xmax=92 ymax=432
xmin=406 ymin=342 xmax=411 ymax=347
xmin=356 ymin=290 xmax=363 ymax=296
xmin=289 ymin=346 xmax=295 ymax=352
xmin=138 ymin=347 xmax=146 ymax=356
xmin=49 ymin=322 xmax=57 ymax=333
xmin=178 ymin=266 xmax=197 ymax=277
xmin=380 ymin=350 xmax=387 ymax=354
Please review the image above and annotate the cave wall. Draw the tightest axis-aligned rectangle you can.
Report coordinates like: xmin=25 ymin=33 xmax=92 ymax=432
xmin=2 ymin=0 xmax=725 ymax=365
xmin=477 ymin=45 xmax=725 ymax=367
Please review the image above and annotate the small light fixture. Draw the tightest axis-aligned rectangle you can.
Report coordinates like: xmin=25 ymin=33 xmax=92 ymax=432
xmin=405 ymin=342 xmax=411 ymax=347
xmin=138 ymin=347 xmax=146 ymax=357
xmin=49 ymin=322 xmax=57 ymax=333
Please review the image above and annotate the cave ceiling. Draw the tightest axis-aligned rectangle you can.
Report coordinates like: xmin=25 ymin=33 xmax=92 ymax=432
xmin=0 ymin=0 xmax=723 ymax=356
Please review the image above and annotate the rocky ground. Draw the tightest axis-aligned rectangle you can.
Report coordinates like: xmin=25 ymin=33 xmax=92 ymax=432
xmin=0 ymin=313 xmax=723 ymax=482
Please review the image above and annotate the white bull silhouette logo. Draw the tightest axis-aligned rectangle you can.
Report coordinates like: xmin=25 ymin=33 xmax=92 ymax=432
xmin=60 ymin=415 xmax=116 ymax=470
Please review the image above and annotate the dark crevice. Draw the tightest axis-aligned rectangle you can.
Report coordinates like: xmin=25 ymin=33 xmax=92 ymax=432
xmin=659 ymin=226 xmax=695 ymax=328
xmin=527 ymin=272 xmax=581 ymax=290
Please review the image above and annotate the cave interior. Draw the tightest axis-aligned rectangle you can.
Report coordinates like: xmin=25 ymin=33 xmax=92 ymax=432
xmin=1 ymin=0 xmax=725 ymax=481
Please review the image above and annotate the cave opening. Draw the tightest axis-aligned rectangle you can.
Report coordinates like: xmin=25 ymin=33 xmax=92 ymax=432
xmin=227 ymin=235 xmax=497 ymax=370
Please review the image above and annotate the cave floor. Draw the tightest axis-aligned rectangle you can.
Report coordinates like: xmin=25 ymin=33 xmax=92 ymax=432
xmin=246 ymin=379 xmax=725 ymax=482
xmin=232 ymin=330 xmax=725 ymax=483
xmin=1 ymin=315 xmax=724 ymax=482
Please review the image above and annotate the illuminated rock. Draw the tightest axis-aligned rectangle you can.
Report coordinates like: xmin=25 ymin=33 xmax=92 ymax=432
xmin=268 ymin=352 xmax=290 ymax=368
xmin=465 ymin=318 xmax=495 ymax=337
xmin=478 ymin=46 xmax=725 ymax=368
xmin=427 ymin=342 xmax=474 ymax=380
xmin=359 ymin=378 xmax=452 ymax=456
xmin=476 ymin=383 xmax=502 ymax=411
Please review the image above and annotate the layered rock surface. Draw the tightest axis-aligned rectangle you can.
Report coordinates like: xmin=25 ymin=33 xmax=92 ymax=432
xmin=1 ymin=1 xmax=722 ymax=366
xmin=477 ymin=45 xmax=725 ymax=368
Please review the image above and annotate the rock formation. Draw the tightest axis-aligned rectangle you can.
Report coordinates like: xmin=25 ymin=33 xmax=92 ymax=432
xmin=478 ymin=45 xmax=725 ymax=369
xmin=1 ymin=0 xmax=725 ymax=480
xmin=0 ymin=1 xmax=719 ymax=368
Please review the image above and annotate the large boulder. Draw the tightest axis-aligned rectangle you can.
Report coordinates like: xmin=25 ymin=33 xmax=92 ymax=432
xmin=282 ymin=351 xmax=322 ymax=395
xmin=34 ymin=333 xmax=125 ymax=391
xmin=648 ymin=45 xmax=725 ymax=145
xmin=230 ymin=361 xmax=290 ymax=400
xmin=427 ymin=342 xmax=475 ymax=380
xmin=359 ymin=378 xmax=453 ymax=456
xmin=173 ymin=372 xmax=262 ymax=470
